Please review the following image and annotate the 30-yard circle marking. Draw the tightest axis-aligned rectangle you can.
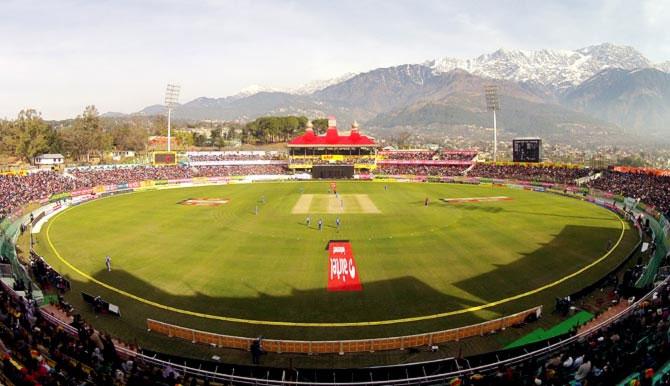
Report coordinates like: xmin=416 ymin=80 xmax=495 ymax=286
xmin=44 ymin=202 xmax=627 ymax=328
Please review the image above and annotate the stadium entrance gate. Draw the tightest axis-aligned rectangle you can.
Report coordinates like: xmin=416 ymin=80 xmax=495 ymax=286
xmin=312 ymin=165 xmax=354 ymax=179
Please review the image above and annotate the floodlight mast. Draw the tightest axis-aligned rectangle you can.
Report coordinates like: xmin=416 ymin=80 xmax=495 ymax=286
xmin=164 ymin=84 xmax=181 ymax=152
xmin=484 ymin=85 xmax=500 ymax=162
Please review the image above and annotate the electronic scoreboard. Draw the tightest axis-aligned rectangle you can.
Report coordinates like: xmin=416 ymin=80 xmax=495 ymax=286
xmin=152 ymin=151 xmax=177 ymax=165
xmin=513 ymin=138 xmax=542 ymax=163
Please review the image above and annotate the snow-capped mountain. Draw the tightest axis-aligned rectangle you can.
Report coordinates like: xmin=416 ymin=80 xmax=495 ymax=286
xmin=655 ymin=61 xmax=670 ymax=73
xmin=129 ymin=42 xmax=670 ymax=143
xmin=426 ymin=43 xmax=653 ymax=89
xmin=232 ymin=84 xmax=286 ymax=99
xmin=291 ymin=72 xmax=358 ymax=95
xmin=230 ymin=73 xmax=359 ymax=99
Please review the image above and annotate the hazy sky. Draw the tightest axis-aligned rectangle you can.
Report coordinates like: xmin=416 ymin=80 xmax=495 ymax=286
xmin=1 ymin=0 xmax=668 ymax=119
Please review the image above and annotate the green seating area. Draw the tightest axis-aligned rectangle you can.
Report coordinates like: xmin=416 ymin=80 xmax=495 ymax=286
xmin=505 ymin=311 xmax=594 ymax=349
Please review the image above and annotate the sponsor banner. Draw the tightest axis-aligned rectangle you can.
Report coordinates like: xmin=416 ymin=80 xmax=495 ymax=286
xmin=168 ymin=178 xmax=192 ymax=185
xmin=100 ymin=189 xmax=132 ymax=198
xmin=140 ymin=180 xmax=155 ymax=188
xmin=71 ymin=188 xmax=93 ymax=197
xmin=71 ymin=194 xmax=96 ymax=205
xmin=188 ymin=160 xmax=286 ymax=166
xmin=93 ymin=185 xmax=106 ymax=194
xmin=128 ymin=182 xmax=141 ymax=189
xmin=321 ymin=155 xmax=344 ymax=161
xmin=0 ymin=170 xmax=29 ymax=176
xmin=288 ymin=163 xmax=312 ymax=169
xmin=532 ymin=187 xmax=546 ymax=192
xmin=116 ymin=183 xmax=129 ymax=190
xmin=327 ymin=242 xmax=362 ymax=292
xmin=154 ymin=180 xmax=169 ymax=186
xmin=207 ymin=176 xmax=230 ymax=183
xmin=49 ymin=192 xmax=71 ymax=202
xmin=353 ymin=163 xmax=376 ymax=170
xmin=191 ymin=177 xmax=210 ymax=184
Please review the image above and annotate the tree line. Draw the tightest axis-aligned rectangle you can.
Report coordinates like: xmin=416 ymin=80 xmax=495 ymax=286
xmin=0 ymin=107 xmax=334 ymax=162
xmin=0 ymin=106 xmax=152 ymax=162
xmin=241 ymin=116 xmax=329 ymax=144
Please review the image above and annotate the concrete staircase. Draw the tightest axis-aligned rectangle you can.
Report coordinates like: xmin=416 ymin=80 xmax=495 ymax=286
xmin=577 ymin=302 xmax=628 ymax=335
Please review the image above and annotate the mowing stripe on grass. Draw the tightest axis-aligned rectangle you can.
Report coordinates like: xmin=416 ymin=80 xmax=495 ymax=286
xmin=44 ymin=204 xmax=627 ymax=328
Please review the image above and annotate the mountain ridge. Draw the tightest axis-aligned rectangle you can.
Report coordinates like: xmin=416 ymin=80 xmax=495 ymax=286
xmin=120 ymin=42 xmax=669 ymax=144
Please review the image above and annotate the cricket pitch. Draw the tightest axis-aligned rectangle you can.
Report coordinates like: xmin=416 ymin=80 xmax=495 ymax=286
xmin=291 ymin=194 xmax=380 ymax=214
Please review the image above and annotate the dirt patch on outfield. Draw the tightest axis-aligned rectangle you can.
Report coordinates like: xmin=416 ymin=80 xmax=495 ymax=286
xmin=354 ymin=194 xmax=381 ymax=213
xmin=440 ymin=196 xmax=512 ymax=204
xmin=179 ymin=198 xmax=230 ymax=206
xmin=291 ymin=194 xmax=314 ymax=214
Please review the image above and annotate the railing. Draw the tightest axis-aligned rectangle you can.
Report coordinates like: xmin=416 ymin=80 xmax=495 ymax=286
xmin=146 ymin=306 xmax=542 ymax=354
xmin=131 ymin=278 xmax=670 ymax=385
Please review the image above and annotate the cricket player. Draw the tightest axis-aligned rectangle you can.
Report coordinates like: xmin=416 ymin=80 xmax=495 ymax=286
xmin=318 ymin=218 xmax=323 ymax=231
xmin=336 ymin=217 xmax=341 ymax=230
xmin=105 ymin=255 xmax=112 ymax=272
xmin=306 ymin=215 xmax=311 ymax=227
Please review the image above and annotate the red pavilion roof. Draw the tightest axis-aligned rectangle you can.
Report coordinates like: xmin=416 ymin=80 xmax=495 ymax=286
xmin=288 ymin=119 xmax=376 ymax=147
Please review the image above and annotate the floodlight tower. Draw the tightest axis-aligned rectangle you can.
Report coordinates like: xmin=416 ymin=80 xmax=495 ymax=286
xmin=164 ymin=84 xmax=181 ymax=151
xmin=484 ymin=85 xmax=500 ymax=162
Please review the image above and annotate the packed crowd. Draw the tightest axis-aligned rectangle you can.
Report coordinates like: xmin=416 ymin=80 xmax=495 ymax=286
xmin=68 ymin=165 xmax=289 ymax=187
xmin=30 ymin=252 xmax=70 ymax=294
xmin=3 ymin=162 xmax=669 ymax=222
xmin=450 ymin=277 xmax=670 ymax=385
xmin=0 ymin=165 xmax=292 ymax=219
xmin=288 ymin=156 xmax=377 ymax=165
xmin=469 ymin=164 xmax=592 ymax=184
xmin=0 ymin=283 xmax=208 ymax=385
xmin=589 ymin=171 xmax=670 ymax=218
xmin=1 ymin=259 xmax=669 ymax=385
xmin=379 ymin=150 xmax=436 ymax=160
xmin=0 ymin=173 xmax=75 ymax=219
xmin=379 ymin=150 xmax=477 ymax=162
xmin=187 ymin=153 xmax=284 ymax=162
xmin=377 ymin=164 xmax=469 ymax=176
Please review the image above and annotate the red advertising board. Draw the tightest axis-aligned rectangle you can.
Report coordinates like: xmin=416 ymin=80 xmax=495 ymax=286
xmin=327 ymin=242 xmax=362 ymax=291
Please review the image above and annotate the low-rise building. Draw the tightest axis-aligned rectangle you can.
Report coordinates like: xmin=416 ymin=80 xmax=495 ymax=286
xmin=33 ymin=153 xmax=64 ymax=169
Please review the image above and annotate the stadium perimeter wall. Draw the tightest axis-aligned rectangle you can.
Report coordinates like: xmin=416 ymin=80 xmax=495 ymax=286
xmin=146 ymin=306 xmax=542 ymax=354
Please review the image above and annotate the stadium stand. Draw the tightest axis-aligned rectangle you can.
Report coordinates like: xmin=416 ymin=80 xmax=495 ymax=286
xmin=588 ymin=170 xmax=670 ymax=218
xmin=468 ymin=163 xmax=592 ymax=185
xmin=377 ymin=164 xmax=469 ymax=176
xmin=2 ymin=153 xmax=670 ymax=385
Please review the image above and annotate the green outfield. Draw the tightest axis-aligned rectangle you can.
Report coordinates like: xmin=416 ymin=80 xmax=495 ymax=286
xmin=36 ymin=181 xmax=638 ymax=343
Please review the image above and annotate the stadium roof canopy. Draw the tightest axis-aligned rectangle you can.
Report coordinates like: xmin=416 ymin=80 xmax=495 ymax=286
xmin=288 ymin=117 xmax=376 ymax=148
